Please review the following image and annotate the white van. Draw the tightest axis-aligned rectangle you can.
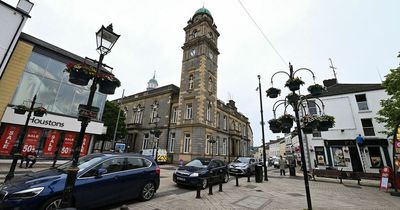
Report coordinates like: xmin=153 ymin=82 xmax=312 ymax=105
xmin=141 ymin=148 xmax=168 ymax=163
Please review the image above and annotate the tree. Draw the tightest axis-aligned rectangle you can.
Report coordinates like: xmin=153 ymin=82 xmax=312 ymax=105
xmin=101 ymin=100 xmax=127 ymax=141
xmin=376 ymin=53 xmax=400 ymax=134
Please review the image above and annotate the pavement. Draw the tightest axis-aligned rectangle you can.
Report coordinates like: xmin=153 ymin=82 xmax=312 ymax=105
xmin=1 ymin=161 xmax=399 ymax=210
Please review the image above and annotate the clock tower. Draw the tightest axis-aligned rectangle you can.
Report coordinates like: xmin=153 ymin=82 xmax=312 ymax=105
xmin=177 ymin=7 xmax=220 ymax=127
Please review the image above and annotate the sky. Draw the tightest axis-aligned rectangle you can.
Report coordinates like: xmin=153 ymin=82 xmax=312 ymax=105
xmin=4 ymin=0 xmax=400 ymax=147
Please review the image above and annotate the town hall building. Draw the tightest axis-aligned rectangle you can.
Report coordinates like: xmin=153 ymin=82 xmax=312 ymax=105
xmin=118 ymin=8 xmax=253 ymax=163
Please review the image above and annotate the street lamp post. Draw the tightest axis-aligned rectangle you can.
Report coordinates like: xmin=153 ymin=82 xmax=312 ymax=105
xmin=208 ymin=137 xmax=216 ymax=157
xmin=151 ymin=116 xmax=161 ymax=163
xmin=59 ymin=24 xmax=120 ymax=208
xmin=257 ymin=75 xmax=268 ymax=181
xmin=111 ymin=89 xmax=125 ymax=151
xmin=5 ymin=95 xmax=42 ymax=182
xmin=266 ymin=63 xmax=326 ymax=210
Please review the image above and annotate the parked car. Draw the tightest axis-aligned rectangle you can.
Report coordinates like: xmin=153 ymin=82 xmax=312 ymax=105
xmin=0 ymin=153 xmax=160 ymax=210
xmin=228 ymin=157 xmax=257 ymax=175
xmin=173 ymin=158 xmax=229 ymax=189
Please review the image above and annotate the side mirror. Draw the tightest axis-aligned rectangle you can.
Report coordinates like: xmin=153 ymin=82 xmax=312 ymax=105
xmin=95 ymin=168 xmax=107 ymax=178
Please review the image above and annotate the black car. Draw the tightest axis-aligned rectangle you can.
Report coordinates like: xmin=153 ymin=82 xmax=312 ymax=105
xmin=228 ymin=157 xmax=257 ymax=175
xmin=173 ymin=158 xmax=229 ymax=189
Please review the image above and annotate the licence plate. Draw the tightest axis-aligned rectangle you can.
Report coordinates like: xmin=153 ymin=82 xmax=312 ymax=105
xmin=177 ymin=177 xmax=185 ymax=181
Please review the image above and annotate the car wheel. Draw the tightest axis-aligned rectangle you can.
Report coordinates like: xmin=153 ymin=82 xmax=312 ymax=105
xmin=40 ymin=196 xmax=62 ymax=210
xmin=201 ymin=178 xmax=208 ymax=189
xmin=223 ymin=173 xmax=229 ymax=183
xmin=139 ymin=182 xmax=156 ymax=201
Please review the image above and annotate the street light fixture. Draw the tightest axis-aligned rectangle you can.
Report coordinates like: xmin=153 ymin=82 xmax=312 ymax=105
xmin=151 ymin=115 xmax=161 ymax=163
xmin=59 ymin=24 xmax=120 ymax=208
xmin=266 ymin=63 xmax=331 ymax=210
xmin=208 ymin=136 xmax=216 ymax=157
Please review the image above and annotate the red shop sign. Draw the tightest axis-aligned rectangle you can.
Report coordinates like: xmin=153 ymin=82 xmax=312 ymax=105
xmin=21 ymin=127 xmax=42 ymax=155
xmin=43 ymin=130 xmax=61 ymax=157
xmin=60 ymin=132 xmax=76 ymax=157
xmin=0 ymin=125 xmax=21 ymax=156
xmin=80 ymin=134 xmax=91 ymax=156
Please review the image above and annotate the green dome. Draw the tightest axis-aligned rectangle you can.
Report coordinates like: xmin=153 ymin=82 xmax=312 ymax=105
xmin=194 ymin=7 xmax=212 ymax=18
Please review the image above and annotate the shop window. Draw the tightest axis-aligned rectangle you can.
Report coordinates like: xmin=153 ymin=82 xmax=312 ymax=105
xmin=314 ymin=147 xmax=326 ymax=165
xmin=361 ymin=118 xmax=375 ymax=136
xmin=332 ymin=147 xmax=346 ymax=166
xmin=368 ymin=147 xmax=383 ymax=168
xmin=355 ymin=94 xmax=369 ymax=111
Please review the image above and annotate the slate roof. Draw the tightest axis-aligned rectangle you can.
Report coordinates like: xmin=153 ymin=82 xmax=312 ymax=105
xmin=307 ymin=83 xmax=384 ymax=98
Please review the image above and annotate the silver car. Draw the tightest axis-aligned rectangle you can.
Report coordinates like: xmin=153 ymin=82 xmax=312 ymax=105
xmin=228 ymin=157 xmax=257 ymax=175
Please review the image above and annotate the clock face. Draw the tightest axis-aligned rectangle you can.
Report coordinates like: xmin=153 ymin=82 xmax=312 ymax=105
xmin=190 ymin=49 xmax=196 ymax=57
xmin=209 ymin=52 xmax=213 ymax=59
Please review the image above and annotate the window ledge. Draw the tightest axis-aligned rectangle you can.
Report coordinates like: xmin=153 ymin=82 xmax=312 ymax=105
xmin=358 ymin=110 xmax=372 ymax=113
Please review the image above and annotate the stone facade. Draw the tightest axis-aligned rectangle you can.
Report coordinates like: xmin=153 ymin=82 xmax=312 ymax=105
xmin=120 ymin=8 xmax=252 ymax=163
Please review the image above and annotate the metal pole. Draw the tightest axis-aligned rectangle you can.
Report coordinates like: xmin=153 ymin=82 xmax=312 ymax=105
xmin=111 ymin=89 xmax=124 ymax=152
xmin=287 ymin=63 xmax=312 ymax=209
xmin=391 ymin=124 xmax=399 ymax=194
xmin=60 ymin=53 xmax=104 ymax=208
xmin=5 ymin=95 xmax=37 ymax=182
xmin=257 ymin=75 xmax=268 ymax=181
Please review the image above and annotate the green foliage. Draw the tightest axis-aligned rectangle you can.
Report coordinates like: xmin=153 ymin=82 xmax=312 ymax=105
xmin=376 ymin=56 xmax=400 ymax=133
xmin=102 ymin=100 xmax=128 ymax=141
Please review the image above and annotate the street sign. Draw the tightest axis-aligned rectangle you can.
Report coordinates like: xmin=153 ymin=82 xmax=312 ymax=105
xmin=78 ymin=104 xmax=99 ymax=121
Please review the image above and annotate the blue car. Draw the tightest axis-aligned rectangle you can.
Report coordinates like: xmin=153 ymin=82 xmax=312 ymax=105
xmin=0 ymin=153 xmax=160 ymax=210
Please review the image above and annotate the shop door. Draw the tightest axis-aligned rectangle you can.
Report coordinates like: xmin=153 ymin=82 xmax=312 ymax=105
xmin=349 ymin=147 xmax=363 ymax=172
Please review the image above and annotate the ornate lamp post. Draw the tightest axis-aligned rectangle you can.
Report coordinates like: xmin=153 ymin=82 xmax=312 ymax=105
xmin=59 ymin=24 xmax=120 ymax=208
xmin=151 ymin=116 xmax=161 ymax=163
xmin=208 ymin=136 xmax=216 ymax=157
xmin=266 ymin=63 xmax=334 ymax=210
xmin=5 ymin=95 xmax=47 ymax=182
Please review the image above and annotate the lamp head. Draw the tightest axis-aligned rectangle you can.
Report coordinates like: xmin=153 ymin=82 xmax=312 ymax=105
xmin=96 ymin=24 xmax=120 ymax=55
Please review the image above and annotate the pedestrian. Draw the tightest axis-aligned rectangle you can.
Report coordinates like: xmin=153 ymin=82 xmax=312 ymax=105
xmin=24 ymin=150 xmax=37 ymax=168
xmin=279 ymin=156 xmax=287 ymax=176
xmin=19 ymin=153 xmax=27 ymax=168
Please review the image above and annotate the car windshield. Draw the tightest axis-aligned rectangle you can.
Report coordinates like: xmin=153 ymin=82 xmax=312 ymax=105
xmin=186 ymin=159 xmax=209 ymax=168
xmin=57 ymin=155 xmax=104 ymax=172
xmin=233 ymin=157 xmax=250 ymax=163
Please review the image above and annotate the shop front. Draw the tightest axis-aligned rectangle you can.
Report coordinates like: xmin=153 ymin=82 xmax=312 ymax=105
xmin=0 ymin=106 xmax=104 ymax=159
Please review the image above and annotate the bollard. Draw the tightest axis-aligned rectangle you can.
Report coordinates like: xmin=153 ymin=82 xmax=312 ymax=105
xmin=208 ymin=172 xmax=213 ymax=195
xmin=219 ymin=182 xmax=223 ymax=192
xmin=235 ymin=174 xmax=239 ymax=186
xmin=196 ymin=179 xmax=202 ymax=199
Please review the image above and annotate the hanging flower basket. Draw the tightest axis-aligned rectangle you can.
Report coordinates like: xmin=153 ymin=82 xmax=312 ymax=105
xmin=14 ymin=105 xmax=28 ymax=115
xmin=307 ymin=84 xmax=326 ymax=96
xmin=282 ymin=127 xmax=291 ymax=133
xmin=278 ymin=114 xmax=294 ymax=129
xmin=285 ymin=77 xmax=305 ymax=91
xmin=266 ymin=87 xmax=281 ymax=98
xmin=97 ymin=73 xmax=121 ymax=95
xmin=318 ymin=114 xmax=335 ymax=131
xmin=301 ymin=114 xmax=320 ymax=128
xmin=268 ymin=119 xmax=282 ymax=133
xmin=65 ymin=63 xmax=96 ymax=86
xmin=302 ymin=127 xmax=314 ymax=134
xmin=287 ymin=93 xmax=300 ymax=105
xmin=33 ymin=107 xmax=47 ymax=117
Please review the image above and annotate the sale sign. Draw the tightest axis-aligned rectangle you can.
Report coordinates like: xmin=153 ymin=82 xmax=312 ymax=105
xmin=80 ymin=134 xmax=91 ymax=156
xmin=0 ymin=125 xmax=21 ymax=155
xmin=43 ymin=130 xmax=60 ymax=157
xmin=60 ymin=132 xmax=76 ymax=157
xmin=21 ymin=127 xmax=42 ymax=155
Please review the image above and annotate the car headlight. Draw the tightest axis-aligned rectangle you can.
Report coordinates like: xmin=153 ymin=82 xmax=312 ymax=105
xmin=190 ymin=173 xmax=199 ymax=177
xmin=8 ymin=187 xmax=44 ymax=200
